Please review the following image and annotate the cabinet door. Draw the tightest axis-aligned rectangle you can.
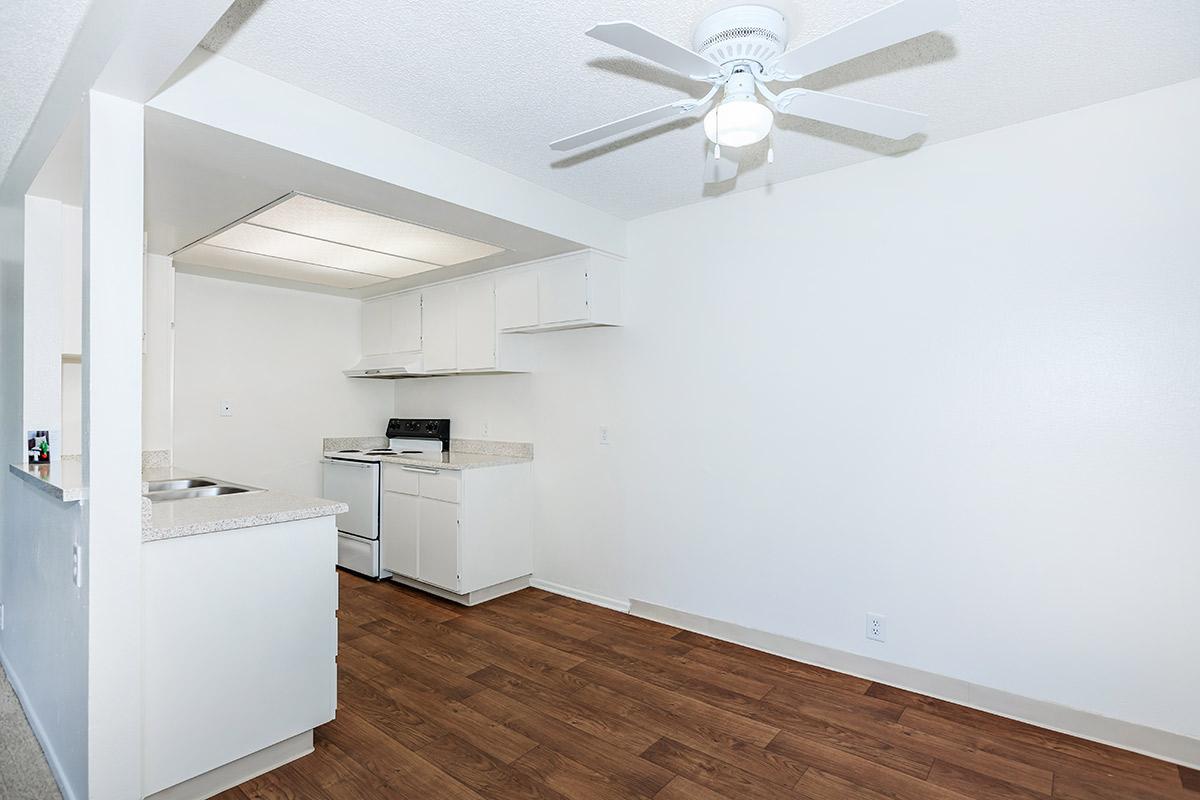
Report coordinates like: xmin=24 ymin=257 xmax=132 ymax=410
xmin=496 ymin=271 xmax=539 ymax=330
xmin=361 ymin=298 xmax=390 ymax=355
xmin=380 ymin=491 xmax=419 ymax=578
xmin=456 ymin=278 xmax=496 ymax=370
xmin=421 ymin=285 xmax=457 ymax=371
xmin=418 ymin=498 xmax=459 ymax=591
xmin=389 ymin=293 xmax=422 ymax=353
xmin=539 ymin=262 xmax=589 ymax=325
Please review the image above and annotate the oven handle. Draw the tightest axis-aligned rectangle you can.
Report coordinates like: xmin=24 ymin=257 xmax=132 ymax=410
xmin=321 ymin=458 xmax=377 ymax=468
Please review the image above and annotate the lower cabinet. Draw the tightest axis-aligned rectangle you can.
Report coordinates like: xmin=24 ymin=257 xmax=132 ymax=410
xmin=418 ymin=497 xmax=459 ymax=590
xmin=380 ymin=461 xmax=532 ymax=598
xmin=380 ymin=490 xmax=418 ymax=578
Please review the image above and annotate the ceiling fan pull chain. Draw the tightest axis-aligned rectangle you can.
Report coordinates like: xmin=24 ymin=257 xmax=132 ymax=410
xmin=713 ymin=101 xmax=721 ymax=159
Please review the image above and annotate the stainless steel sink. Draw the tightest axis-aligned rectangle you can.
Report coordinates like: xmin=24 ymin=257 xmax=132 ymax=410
xmin=145 ymin=478 xmax=262 ymax=503
xmin=146 ymin=478 xmax=216 ymax=492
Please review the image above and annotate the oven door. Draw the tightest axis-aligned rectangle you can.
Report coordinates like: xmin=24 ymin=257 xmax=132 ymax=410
xmin=321 ymin=458 xmax=380 ymax=540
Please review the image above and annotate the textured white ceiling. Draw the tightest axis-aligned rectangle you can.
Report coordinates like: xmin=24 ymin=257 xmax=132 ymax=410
xmin=200 ymin=0 xmax=1200 ymax=219
xmin=0 ymin=0 xmax=92 ymax=186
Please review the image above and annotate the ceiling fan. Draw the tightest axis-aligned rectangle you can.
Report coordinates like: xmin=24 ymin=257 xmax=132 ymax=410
xmin=550 ymin=0 xmax=958 ymax=183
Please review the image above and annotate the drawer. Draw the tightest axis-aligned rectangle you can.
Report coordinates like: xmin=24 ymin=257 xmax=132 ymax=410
xmin=382 ymin=463 xmax=418 ymax=495
xmin=420 ymin=471 xmax=460 ymax=504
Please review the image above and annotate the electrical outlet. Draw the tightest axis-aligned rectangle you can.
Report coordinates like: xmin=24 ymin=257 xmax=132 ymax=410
xmin=866 ymin=613 xmax=886 ymax=642
xmin=599 ymin=426 xmax=611 ymax=445
xmin=219 ymin=401 xmax=233 ymax=417
xmin=481 ymin=420 xmax=489 ymax=438
xmin=72 ymin=544 xmax=82 ymax=588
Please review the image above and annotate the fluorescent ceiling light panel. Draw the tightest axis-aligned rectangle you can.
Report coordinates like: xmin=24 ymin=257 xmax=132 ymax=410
xmin=251 ymin=195 xmax=504 ymax=266
xmin=176 ymin=244 xmax=388 ymax=289
xmin=206 ymin=223 xmax=441 ymax=280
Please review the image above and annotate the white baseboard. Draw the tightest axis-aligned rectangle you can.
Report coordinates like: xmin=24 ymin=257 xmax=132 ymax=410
xmin=0 ymin=646 xmax=81 ymax=800
xmin=630 ymin=599 xmax=1200 ymax=771
xmin=529 ymin=578 xmax=630 ymax=612
xmin=144 ymin=729 xmax=313 ymax=800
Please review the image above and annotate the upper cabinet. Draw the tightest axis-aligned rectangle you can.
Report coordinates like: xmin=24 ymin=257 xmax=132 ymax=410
xmin=495 ymin=251 xmax=621 ymax=333
xmin=421 ymin=283 xmax=458 ymax=372
xmin=390 ymin=293 xmax=421 ymax=353
xmin=456 ymin=278 xmax=498 ymax=371
xmin=352 ymin=250 xmax=620 ymax=378
xmin=362 ymin=292 xmax=422 ymax=356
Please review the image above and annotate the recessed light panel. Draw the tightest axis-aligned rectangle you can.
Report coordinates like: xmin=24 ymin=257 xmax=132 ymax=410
xmin=176 ymin=244 xmax=388 ymax=289
xmin=176 ymin=193 xmax=508 ymax=290
xmin=206 ymin=223 xmax=442 ymax=280
xmin=252 ymin=195 xmax=504 ymax=266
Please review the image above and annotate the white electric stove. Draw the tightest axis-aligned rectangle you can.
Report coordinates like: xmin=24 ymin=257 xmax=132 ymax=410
xmin=321 ymin=418 xmax=450 ymax=578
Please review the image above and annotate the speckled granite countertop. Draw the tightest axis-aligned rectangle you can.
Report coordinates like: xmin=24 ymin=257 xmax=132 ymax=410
xmin=9 ymin=451 xmax=178 ymax=502
xmin=375 ymin=452 xmax=532 ymax=470
xmin=9 ymin=460 xmax=87 ymax=502
xmin=145 ymin=490 xmax=347 ymax=542
xmin=9 ymin=460 xmax=346 ymax=541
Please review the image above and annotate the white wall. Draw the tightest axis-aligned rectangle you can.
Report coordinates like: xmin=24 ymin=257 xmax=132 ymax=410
xmin=61 ymin=210 xmax=174 ymax=457
xmin=0 ymin=482 xmax=87 ymax=799
xmin=395 ymin=78 xmax=1200 ymax=742
xmin=173 ymin=273 xmax=394 ymax=496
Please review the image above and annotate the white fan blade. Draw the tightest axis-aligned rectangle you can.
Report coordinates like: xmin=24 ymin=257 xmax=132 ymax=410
xmin=774 ymin=89 xmax=926 ymax=139
xmin=551 ymin=100 xmax=693 ymax=151
xmin=704 ymin=149 xmax=740 ymax=183
xmin=588 ymin=21 xmax=720 ymax=79
xmin=772 ymin=0 xmax=959 ymax=78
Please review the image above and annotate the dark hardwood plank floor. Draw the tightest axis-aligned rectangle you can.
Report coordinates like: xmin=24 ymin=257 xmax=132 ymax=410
xmin=214 ymin=570 xmax=1197 ymax=799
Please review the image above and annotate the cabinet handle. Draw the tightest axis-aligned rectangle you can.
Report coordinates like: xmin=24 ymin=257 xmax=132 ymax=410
xmin=399 ymin=466 xmax=440 ymax=475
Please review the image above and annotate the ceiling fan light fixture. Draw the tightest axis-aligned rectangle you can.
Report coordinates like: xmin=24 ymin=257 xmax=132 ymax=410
xmin=703 ymin=95 xmax=773 ymax=148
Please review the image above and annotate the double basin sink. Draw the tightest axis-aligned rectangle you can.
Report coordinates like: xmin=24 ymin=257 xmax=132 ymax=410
xmin=144 ymin=477 xmax=263 ymax=503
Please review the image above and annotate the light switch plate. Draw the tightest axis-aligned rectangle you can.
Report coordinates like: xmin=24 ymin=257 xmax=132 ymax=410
xmin=599 ymin=426 xmax=611 ymax=445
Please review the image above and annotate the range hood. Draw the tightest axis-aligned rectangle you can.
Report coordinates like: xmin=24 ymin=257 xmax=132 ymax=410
xmin=343 ymin=352 xmax=426 ymax=378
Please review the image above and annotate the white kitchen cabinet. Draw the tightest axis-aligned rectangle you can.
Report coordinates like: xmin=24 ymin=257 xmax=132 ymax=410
xmin=143 ymin=516 xmax=336 ymax=796
xmin=361 ymin=298 xmax=391 ymax=356
xmin=539 ymin=261 xmax=590 ymax=325
xmin=379 ymin=461 xmax=532 ymax=604
xmin=380 ymin=490 xmax=419 ymax=577
xmin=496 ymin=250 xmax=622 ymax=333
xmin=389 ymin=292 xmax=422 ymax=353
xmin=456 ymin=278 xmax=497 ymax=370
xmin=421 ymin=284 xmax=458 ymax=371
xmin=418 ymin=498 xmax=460 ymax=590
xmin=495 ymin=271 xmax=539 ymax=330
xmin=362 ymin=293 xmax=421 ymax=357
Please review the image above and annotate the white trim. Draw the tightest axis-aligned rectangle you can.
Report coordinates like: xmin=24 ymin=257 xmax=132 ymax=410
xmin=530 ymin=578 xmax=631 ymax=613
xmin=630 ymin=599 xmax=1200 ymax=771
xmin=143 ymin=729 xmax=313 ymax=800
xmin=0 ymin=648 xmax=80 ymax=800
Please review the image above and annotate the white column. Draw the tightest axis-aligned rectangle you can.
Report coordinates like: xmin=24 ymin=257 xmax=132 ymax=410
xmin=82 ymin=89 xmax=143 ymax=799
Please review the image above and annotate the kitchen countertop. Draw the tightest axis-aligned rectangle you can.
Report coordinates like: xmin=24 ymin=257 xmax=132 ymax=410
xmin=376 ymin=452 xmax=532 ymax=470
xmin=9 ymin=460 xmax=346 ymax=541
xmin=9 ymin=460 xmax=199 ymax=503
xmin=9 ymin=460 xmax=87 ymax=502
xmin=145 ymin=489 xmax=347 ymax=542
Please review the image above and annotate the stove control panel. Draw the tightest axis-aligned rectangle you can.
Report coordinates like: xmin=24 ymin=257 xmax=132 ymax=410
xmin=386 ymin=418 xmax=451 ymax=450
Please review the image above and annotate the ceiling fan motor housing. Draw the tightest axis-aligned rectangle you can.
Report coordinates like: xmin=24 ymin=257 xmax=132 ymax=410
xmin=692 ymin=4 xmax=790 ymax=71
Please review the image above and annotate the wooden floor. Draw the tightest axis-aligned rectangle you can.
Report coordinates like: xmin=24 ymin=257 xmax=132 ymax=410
xmin=217 ymin=570 xmax=1198 ymax=799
